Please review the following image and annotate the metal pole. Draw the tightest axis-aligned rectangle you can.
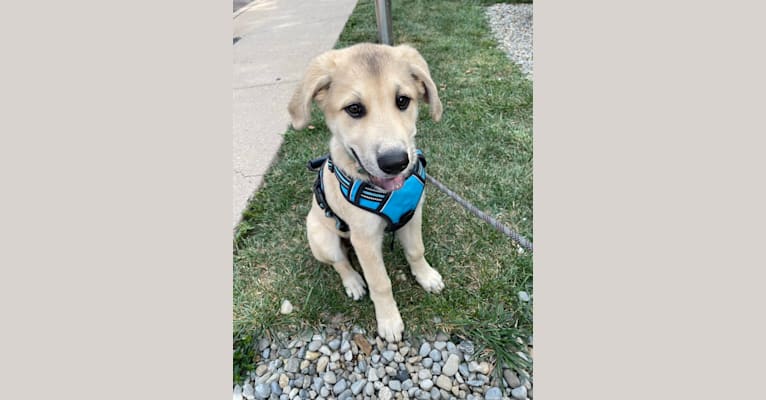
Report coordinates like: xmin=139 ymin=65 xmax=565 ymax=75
xmin=374 ymin=0 xmax=393 ymax=45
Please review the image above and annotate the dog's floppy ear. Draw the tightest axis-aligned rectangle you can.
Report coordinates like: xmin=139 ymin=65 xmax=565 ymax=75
xmin=288 ymin=51 xmax=337 ymax=130
xmin=396 ymin=44 xmax=443 ymax=122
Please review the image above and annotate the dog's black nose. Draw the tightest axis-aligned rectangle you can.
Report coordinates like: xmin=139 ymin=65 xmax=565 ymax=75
xmin=377 ymin=150 xmax=409 ymax=174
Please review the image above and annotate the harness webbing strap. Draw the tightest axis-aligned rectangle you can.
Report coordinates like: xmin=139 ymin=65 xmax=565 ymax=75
xmin=309 ymin=155 xmax=349 ymax=232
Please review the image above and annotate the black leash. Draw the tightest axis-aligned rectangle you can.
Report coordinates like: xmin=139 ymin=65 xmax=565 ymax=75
xmin=426 ymin=174 xmax=533 ymax=253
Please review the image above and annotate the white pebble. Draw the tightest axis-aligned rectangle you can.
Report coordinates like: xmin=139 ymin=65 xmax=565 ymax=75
xmin=511 ymin=385 xmax=528 ymax=399
xmin=279 ymin=299 xmax=293 ymax=314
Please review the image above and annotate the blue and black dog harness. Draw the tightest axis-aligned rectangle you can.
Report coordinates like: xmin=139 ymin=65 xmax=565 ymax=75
xmin=308 ymin=150 xmax=427 ymax=233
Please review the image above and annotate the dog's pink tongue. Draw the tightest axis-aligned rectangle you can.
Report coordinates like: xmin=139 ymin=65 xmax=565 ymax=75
xmin=372 ymin=175 xmax=405 ymax=191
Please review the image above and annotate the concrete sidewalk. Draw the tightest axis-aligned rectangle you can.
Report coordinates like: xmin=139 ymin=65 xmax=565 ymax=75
xmin=233 ymin=0 xmax=358 ymax=228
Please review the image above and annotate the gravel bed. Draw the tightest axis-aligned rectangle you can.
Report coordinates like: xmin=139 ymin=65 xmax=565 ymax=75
xmin=234 ymin=328 xmax=532 ymax=400
xmin=485 ymin=3 xmax=533 ymax=80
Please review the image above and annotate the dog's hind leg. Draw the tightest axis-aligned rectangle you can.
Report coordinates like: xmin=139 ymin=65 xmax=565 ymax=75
xmin=306 ymin=210 xmax=367 ymax=300
xmin=396 ymin=201 xmax=445 ymax=294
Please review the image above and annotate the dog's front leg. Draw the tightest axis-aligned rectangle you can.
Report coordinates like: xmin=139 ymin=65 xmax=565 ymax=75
xmin=396 ymin=202 xmax=444 ymax=293
xmin=350 ymin=230 xmax=404 ymax=342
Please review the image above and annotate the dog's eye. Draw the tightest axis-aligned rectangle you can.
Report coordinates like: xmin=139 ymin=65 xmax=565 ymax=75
xmin=396 ymin=96 xmax=411 ymax=111
xmin=344 ymin=103 xmax=366 ymax=119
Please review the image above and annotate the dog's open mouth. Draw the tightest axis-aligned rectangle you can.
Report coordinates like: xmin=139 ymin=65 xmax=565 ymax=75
xmin=370 ymin=175 xmax=406 ymax=192
xmin=349 ymin=147 xmax=408 ymax=192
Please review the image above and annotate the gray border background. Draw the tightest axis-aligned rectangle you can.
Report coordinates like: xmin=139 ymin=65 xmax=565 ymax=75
xmin=1 ymin=0 xmax=765 ymax=398
xmin=535 ymin=1 xmax=766 ymax=398
xmin=1 ymin=1 xmax=231 ymax=398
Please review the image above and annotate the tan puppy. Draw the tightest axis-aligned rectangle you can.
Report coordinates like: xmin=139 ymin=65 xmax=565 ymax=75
xmin=288 ymin=43 xmax=444 ymax=342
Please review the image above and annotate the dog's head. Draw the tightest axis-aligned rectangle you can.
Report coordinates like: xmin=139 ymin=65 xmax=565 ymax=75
xmin=289 ymin=43 xmax=442 ymax=191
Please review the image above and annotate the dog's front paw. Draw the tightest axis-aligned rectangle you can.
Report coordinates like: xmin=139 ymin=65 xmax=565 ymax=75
xmin=377 ymin=312 xmax=404 ymax=342
xmin=342 ymin=270 xmax=367 ymax=301
xmin=414 ymin=266 xmax=444 ymax=294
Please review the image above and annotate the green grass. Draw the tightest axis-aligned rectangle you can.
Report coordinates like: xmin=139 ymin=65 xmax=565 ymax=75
xmin=234 ymin=0 xmax=532 ymax=383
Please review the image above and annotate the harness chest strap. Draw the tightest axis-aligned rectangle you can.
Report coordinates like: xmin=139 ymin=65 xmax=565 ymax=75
xmin=308 ymin=150 xmax=427 ymax=233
